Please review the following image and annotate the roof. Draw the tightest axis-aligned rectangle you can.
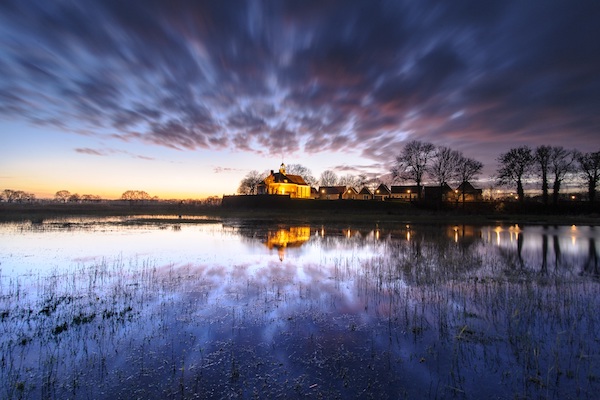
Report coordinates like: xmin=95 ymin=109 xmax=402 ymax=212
xmin=358 ymin=187 xmax=373 ymax=195
xmin=318 ymin=186 xmax=346 ymax=194
xmin=390 ymin=185 xmax=420 ymax=194
xmin=268 ymin=172 xmax=308 ymax=185
xmin=424 ymin=183 xmax=454 ymax=195
xmin=456 ymin=181 xmax=481 ymax=193
xmin=374 ymin=184 xmax=391 ymax=195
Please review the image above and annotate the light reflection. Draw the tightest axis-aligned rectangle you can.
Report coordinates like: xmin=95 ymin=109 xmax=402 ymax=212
xmin=2 ymin=220 xmax=600 ymax=400
xmin=264 ymin=226 xmax=311 ymax=261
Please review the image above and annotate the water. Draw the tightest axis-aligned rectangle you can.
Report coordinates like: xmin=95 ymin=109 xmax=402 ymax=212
xmin=1 ymin=217 xmax=599 ymax=399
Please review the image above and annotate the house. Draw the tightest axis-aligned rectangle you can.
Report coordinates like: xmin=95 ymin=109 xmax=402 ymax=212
xmin=373 ymin=184 xmax=391 ymax=201
xmin=456 ymin=181 xmax=483 ymax=202
xmin=342 ymin=187 xmax=360 ymax=200
xmin=318 ymin=186 xmax=347 ymax=200
xmin=390 ymin=185 xmax=420 ymax=201
xmin=310 ymin=187 xmax=319 ymax=199
xmin=358 ymin=187 xmax=373 ymax=200
xmin=257 ymin=163 xmax=311 ymax=198
xmin=424 ymin=183 xmax=455 ymax=202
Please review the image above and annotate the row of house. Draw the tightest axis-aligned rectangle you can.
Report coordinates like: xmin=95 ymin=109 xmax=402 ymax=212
xmin=257 ymin=164 xmax=483 ymax=202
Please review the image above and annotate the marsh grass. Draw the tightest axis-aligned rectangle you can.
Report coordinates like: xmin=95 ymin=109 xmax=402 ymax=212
xmin=1 ymin=222 xmax=600 ymax=399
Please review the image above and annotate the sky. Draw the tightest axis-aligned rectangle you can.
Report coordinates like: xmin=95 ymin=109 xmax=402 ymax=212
xmin=1 ymin=0 xmax=600 ymax=199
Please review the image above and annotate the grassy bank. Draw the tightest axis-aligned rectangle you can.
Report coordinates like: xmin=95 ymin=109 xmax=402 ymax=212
xmin=1 ymin=200 xmax=599 ymax=225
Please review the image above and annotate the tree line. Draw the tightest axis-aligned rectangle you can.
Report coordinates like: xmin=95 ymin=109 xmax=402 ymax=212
xmin=238 ymin=141 xmax=600 ymax=203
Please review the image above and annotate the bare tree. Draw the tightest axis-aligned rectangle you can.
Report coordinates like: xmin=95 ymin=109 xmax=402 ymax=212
xmin=496 ymin=146 xmax=534 ymax=203
xmin=81 ymin=194 xmax=101 ymax=202
xmin=549 ymin=147 xmax=576 ymax=205
xmin=121 ymin=190 xmax=152 ymax=201
xmin=577 ymin=150 xmax=600 ymax=202
xmin=391 ymin=140 xmax=435 ymax=200
xmin=55 ymin=190 xmax=71 ymax=203
xmin=534 ymin=146 xmax=552 ymax=205
xmin=456 ymin=155 xmax=484 ymax=205
xmin=286 ymin=164 xmax=317 ymax=187
xmin=237 ymin=170 xmax=264 ymax=195
xmin=319 ymin=170 xmax=338 ymax=186
xmin=2 ymin=189 xmax=17 ymax=203
xmin=68 ymin=193 xmax=81 ymax=202
xmin=338 ymin=174 xmax=359 ymax=188
xmin=429 ymin=146 xmax=460 ymax=188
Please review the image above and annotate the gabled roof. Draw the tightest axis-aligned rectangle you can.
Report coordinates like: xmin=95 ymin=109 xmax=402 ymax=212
xmin=358 ymin=187 xmax=373 ymax=195
xmin=318 ymin=186 xmax=346 ymax=194
xmin=456 ymin=181 xmax=481 ymax=193
xmin=424 ymin=183 xmax=454 ymax=194
xmin=390 ymin=185 xmax=420 ymax=194
xmin=344 ymin=187 xmax=359 ymax=194
xmin=267 ymin=172 xmax=308 ymax=185
xmin=374 ymin=184 xmax=391 ymax=195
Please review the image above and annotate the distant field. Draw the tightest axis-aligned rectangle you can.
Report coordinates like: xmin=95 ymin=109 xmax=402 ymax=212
xmin=1 ymin=200 xmax=599 ymax=225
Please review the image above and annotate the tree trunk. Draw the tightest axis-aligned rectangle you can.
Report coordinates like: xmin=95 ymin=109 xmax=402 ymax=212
xmin=552 ymin=180 xmax=560 ymax=205
xmin=589 ymin=180 xmax=596 ymax=202
xmin=517 ymin=179 xmax=525 ymax=203
xmin=541 ymin=171 xmax=548 ymax=205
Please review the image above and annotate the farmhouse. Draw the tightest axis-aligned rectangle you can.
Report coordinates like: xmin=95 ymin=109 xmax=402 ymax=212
xmin=390 ymin=185 xmax=420 ymax=201
xmin=257 ymin=164 xmax=311 ymax=199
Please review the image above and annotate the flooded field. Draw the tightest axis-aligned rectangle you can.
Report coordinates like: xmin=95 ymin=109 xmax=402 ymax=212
xmin=1 ymin=217 xmax=599 ymax=399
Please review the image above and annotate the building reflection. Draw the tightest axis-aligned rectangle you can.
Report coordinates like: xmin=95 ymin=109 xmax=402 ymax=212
xmin=264 ymin=226 xmax=311 ymax=261
xmin=230 ymin=222 xmax=600 ymax=279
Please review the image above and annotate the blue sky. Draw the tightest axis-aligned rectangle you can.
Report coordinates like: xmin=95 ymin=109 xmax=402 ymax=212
xmin=1 ymin=0 xmax=599 ymax=199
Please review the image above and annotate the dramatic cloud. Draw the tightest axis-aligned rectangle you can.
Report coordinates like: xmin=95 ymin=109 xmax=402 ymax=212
xmin=1 ymin=0 xmax=599 ymax=166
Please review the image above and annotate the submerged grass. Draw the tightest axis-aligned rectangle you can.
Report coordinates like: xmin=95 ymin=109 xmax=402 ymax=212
xmin=1 ymin=222 xmax=600 ymax=399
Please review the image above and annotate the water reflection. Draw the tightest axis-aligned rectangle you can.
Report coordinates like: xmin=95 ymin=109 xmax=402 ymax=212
xmin=1 ymin=219 xmax=600 ymax=399
xmin=263 ymin=226 xmax=311 ymax=261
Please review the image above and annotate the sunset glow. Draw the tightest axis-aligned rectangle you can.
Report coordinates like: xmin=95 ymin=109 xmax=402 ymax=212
xmin=1 ymin=1 xmax=599 ymax=199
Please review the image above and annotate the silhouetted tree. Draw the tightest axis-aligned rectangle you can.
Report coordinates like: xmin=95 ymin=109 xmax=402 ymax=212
xmin=81 ymin=194 xmax=101 ymax=202
xmin=55 ymin=190 xmax=71 ymax=203
xmin=428 ymin=146 xmax=461 ymax=203
xmin=319 ymin=170 xmax=338 ymax=186
xmin=68 ymin=193 xmax=81 ymax=202
xmin=338 ymin=174 xmax=360 ymax=188
xmin=496 ymin=146 xmax=534 ymax=203
xmin=357 ymin=174 xmax=370 ymax=188
xmin=456 ymin=155 xmax=483 ymax=205
xmin=577 ymin=150 xmax=600 ymax=202
xmin=534 ymin=146 xmax=552 ymax=205
xmin=549 ymin=147 xmax=576 ymax=205
xmin=392 ymin=140 xmax=435 ymax=200
xmin=121 ymin=190 xmax=152 ymax=201
xmin=237 ymin=170 xmax=264 ymax=195
xmin=2 ymin=189 xmax=17 ymax=203
xmin=286 ymin=164 xmax=317 ymax=187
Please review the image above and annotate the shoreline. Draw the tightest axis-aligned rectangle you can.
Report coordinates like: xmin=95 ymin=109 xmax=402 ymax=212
xmin=1 ymin=201 xmax=599 ymax=226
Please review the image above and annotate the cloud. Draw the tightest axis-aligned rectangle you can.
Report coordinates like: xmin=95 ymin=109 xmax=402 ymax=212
xmin=1 ymin=0 xmax=599 ymax=166
xmin=74 ymin=147 xmax=154 ymax=161
xmin=75 ymin=148 xmax=107 ymax=156
xmin=213 ymin=167 xmax=243 ymax=174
